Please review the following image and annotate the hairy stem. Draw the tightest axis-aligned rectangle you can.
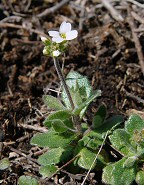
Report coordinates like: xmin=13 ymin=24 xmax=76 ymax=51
xmin=53 ymin=57 xmax=75 ymax=110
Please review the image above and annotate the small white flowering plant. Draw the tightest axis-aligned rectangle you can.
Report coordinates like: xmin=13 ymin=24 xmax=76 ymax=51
xmin=40 ymin=21 xmax=78 ymax=57
xmin=26 ymin=21 xmax=144 ymax=185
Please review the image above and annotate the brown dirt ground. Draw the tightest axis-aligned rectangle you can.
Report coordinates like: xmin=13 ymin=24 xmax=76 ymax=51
xmin=0 ymin=0 xmax=144 ymax=184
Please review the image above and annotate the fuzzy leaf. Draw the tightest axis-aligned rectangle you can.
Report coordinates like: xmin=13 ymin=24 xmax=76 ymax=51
xmin=60 ymin=146 xmax=74 ymax=162
xmin=43 ymin=110 xmax=71 ymax=128
xmin=92 ymin=104 xmax=107 ymax=129
xmin=62 ymin=71 xmax=92 ymax=109
xmin=66 ymin=81 xmax=84 ymax=108
xmin=30 ymin=129 xmax=75 ymax=148
xmin=136 ymin=171 xmax=144 ymax=185
xmin=125 ymin=114 xmax=144 ymax=135
xmin=51 ymin=119 xmax=68 ymax=133
xmin=95 ymin=149 xmax=109 ymax=169
xmin=77 ymin=147 xmax=96 ymax=170
xmin=84 ymin=130 xmax=104 ymax=149
xmin=0 ymin=158 xmax=10 ymax=170
xmin=91 ymin=115 xmax=123 ymax=142
xmin=39 ymin=165 xmax=57 ymax=178
xmin=123 ymin=156 xmax=137 ymax=168
xmin=38 ymin=148 xmax=64 ymax=166
xmin=73 ymin=90 xmax=101 ymax=116
xmin=43 ymin=95 xmax=65 ymax=111
xmin=65 ymin=71 xmax=92 ymax=98
xmin=87 ymin=137 xmax=103 ymax=149
xmin=18 ymin=176 xmax=38 ymax=185
xmin=137 ymin=148 xmax=144 ymax=158
xmin=95 ymin=115 xmax=123 ymax=134
xmin=109 ymin=129 xmax=136 ymax=156
xmin=102 ymin=158 xmax=136 ymax=185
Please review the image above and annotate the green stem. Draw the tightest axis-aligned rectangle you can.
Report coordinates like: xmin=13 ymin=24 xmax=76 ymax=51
xmin=53 ymin=57 xmax=75 ymax=110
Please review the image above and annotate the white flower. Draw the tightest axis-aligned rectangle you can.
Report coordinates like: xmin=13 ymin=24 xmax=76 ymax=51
xmin=52 ymin=50 xmax=61 ymax=57
xmin=48 ymin=21 xmax=78 ymax=43
xmin=40 ymin=36 xmax=47 ymax=42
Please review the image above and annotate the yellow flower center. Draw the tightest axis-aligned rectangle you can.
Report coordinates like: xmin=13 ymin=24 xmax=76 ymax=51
xmin=60 ymin=33 xmax=66 ymax=39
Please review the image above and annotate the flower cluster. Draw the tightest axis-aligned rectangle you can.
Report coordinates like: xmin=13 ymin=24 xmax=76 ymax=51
xmin=41 ymin=21 xmax=78 ymax=57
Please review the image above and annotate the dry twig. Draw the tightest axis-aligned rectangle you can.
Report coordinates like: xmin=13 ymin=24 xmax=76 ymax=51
xmin=134 ymin=28 xmax=144 ymax=32
xmin=127 ymin=5 xmax=144 ymax=76
xmin=125 ymin=90 xmax=144 ymax=104
xmin=126 ymin=0 xmax=144 ymax=8
xmin=131 ymin=11 xmax=144 ymax=24
xmin=16 ymin=133 xmax=34 ymax=142
xmin=101 ymin=0 xmax=124 ymax=22
xmin=37 ymin=0 xmax=71 ymax=18
xmin=0 ymin=15 xmax=22 ymax=23
xmin=0 ymin=22 xmax=47 ymax=37
xmin=18 ymin=123 xmax=48 ymax=133
xmin=9 ymin=147 xmax=39 ymax=165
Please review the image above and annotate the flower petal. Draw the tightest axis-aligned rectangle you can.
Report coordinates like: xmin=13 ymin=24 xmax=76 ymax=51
xmin=65 ymin=23 xmax=71 ymax=32
xmin=52 ymin=36 xmax=64 ymax=43
xmin=59 ymin=21 xmax=67 ymax=33
xmin=66 ymin=30 xmax=78 ymax=40
xmin=59 ymin=21 xmax=71 ymax=34
xmin=48 ymin=31 xmax=59 ymax=37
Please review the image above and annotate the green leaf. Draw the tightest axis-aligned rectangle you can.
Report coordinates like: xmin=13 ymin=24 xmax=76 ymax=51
xmin=62 ymin=118 xmax=74 ymax=129
xmin=95 ymin=149 xmax=109 ymax=169
xmin=95 ymin=115 xmax=124 ymax=135
xmin=43 ymin=110 xmax=71 ymax=128
xmin=43 ymin=95 xmax=65 ymax=111
xmin=87 ymin=137 xmax=103 ymax=149
xmin=137 ymin=147 xmax=144 ymax=158
xmin=77 ymin=147 xmax=96 ymax=170
xmin=61 ymin=71 xmax=93 ymax=109
xmin=92 ymin=104 xmax=107 ymax=129
xmin=30 ymin=129 xmax=75 ymax=148
xmin=123 ymin=156 xmax=137 ymax=168
xmin=60 ymin=146 xmax=74 ymax=162
xmin=136 ymin=171 xmax=144 ymax=185
xmin=66 ymin=81 xmax=84 ymax=108
xmin=52 ymin=119 xmax=68 ymax=133
xmin=65 ymin=71 xmax=92 ymax=98
xmin=0 ymin=158 xmax=10 ymax=170
xmin=102 ymin=163 xmax=113 ymax=184
xmin=84 ymin=130 xmax=104 ymax=149
xmin=109 ymin=129 xmax=136 ymax=156
xmin=61 ymin=71 xmax=101 ymax=118
xmin=102 ymin=158 xmax=136 ymax=185
xmin=73 ymin=90 xmax=101 ymax=116
xmin=39 ymin=165 xmax=57 ymax=178
xmin=18 ymin=176 xmax=38 ymax=185
xmin=125 ymin=114 xmax=144 ymax=135
xmin=38 ymin=148 xmax=64 ymax=166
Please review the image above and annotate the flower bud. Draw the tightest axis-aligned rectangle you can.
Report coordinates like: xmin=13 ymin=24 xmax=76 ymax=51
xmin=43 ymin=47 xmax=47 ymax=55
xmin=40 ymin=36 xmax=47 ymax=42
xmin=52 ymin=50 xmax=61 ymax=57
